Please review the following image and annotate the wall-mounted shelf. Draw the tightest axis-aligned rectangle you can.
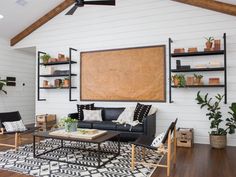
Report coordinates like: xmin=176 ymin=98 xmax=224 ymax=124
xmin=39 ymin=74 xmax=77 ymax=77
xmin=39 ymin=61 xmax=77 ymax=66
xmin=168 ymin=33 xmax=227 ymax=104
xmin=171 ymin=67 xmax=225 ymax=73
xmin=37 ymin=48 xmax=78 ymax=101
xmin=39 ymin=87 xmax=77 ymax=89
xmin=171 ymin=50 xmax=224 ymax=57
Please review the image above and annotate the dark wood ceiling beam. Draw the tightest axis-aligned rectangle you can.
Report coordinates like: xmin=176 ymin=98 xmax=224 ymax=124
xmin=172 ymin=0 xmax=236 ymax=16
xmin=10 ymin=0 xmax=75 ymax=46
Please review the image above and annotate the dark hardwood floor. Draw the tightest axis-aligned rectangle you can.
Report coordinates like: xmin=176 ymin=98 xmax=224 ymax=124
xmin=0 ymin=134 xmax=235 ymax=177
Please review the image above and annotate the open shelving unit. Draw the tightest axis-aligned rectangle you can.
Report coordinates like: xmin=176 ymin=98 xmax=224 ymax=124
xmin=168 ymin=33 xmax=227 ymax=104
xmin=37 ymin=48 xmax=78 ymax=101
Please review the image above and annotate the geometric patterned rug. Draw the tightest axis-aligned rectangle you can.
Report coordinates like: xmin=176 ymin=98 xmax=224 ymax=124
xmin=0 ymin=139 xmax=163 ymax=177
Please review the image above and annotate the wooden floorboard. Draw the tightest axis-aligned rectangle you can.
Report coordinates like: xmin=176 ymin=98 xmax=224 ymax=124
xmin=0 ymin=134 xmax=236 ymax=177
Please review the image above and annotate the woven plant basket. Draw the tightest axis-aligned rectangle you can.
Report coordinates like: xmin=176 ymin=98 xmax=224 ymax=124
xmin=210 ymin=134 xmax=227 ymax=149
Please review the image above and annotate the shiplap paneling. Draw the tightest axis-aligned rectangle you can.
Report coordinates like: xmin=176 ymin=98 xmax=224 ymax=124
xmin=14 ymin=0 xmax=236 ymax=146
xmin=0 ymin=38 xmax=35 ymax=124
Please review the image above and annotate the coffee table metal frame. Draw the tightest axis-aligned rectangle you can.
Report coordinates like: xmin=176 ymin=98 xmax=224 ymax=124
xmin=33 ymin=130 xmax=120 ymax=168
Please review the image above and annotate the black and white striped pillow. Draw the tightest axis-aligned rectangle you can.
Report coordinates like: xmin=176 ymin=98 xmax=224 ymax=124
xmin=133 ymin=103 xmax=151 ymax=122
xmin=3 ymin=120 xmax=27 ymax=132
xmin=77 ymin=103 xmax=95 ymax=121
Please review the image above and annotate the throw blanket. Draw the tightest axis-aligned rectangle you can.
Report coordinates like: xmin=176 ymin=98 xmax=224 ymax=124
xmin=113 ymin=107 xmax=140 ymax=130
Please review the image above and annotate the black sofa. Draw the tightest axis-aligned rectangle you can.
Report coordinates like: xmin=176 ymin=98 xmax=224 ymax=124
xmin=68 ymin=107 xmax=156 ymax=141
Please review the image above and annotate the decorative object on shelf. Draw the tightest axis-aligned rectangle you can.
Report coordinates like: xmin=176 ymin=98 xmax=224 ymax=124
xmin=40 ymin=54 xmax=51 ymax=64
xmin=186 ymin=76 xmax=194 ymax=85
xmin=47 ymin=66 xmax=55 ymax=75
xmin=53 ymin=70 xmax=70 ymax=75
xmin=179 ymin=65 xmax=191 ymax=70
xmin=54 ymin=79 xmax=62 ymax=87
xmin=209 ymin=78 xmax=220 ymax=85
xmin=36 ymin=114 xmax=57 ymax=132
xmin=194 ymin=74 xmax=203 ymax=85
xmin=208 ymin=61 xmax=222 ymax=68
xmin=63 ymin=77 xmax=70 ymax=87
xmin=172 ymin=74 xmax=186 ymax=87
xmin=176 ymin=60 xmax=181 ymax=70
xmin=214 ymin=39 xmax=221 ymax=51
xmin=43 ymin=80 xmax=49 ymax=87
xmin=188 ymin=47 xmax=198 ymax=53
xmin=60 ymin=117 xmax=78 ymax=132
xmin=205 ymin=36 xmax=214 ymax=50
xmin=0 ymin=78 xmax=7 ymax=94
xmin=48 ymin=58 xmax=58 ymax=63
xmin=174 ymin=48 xmax=185 ymax=53
xmin=176 ymin=128 xmax=194 ymax=147
xmin=58 ymin=54 xmax=65 ymax=59
xmin=196 ymin=92 xmax=236 ymax=149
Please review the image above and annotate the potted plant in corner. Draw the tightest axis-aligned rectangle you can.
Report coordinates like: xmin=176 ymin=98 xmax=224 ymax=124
xmin=60 ymin=117 xmax=78 ymax=132
xmin=0 ymin=78 xmax=7 ymax=94
xmin=40 ymin=54 xmax=51 ymax=64
xmin=196 ymin=91 xmax=236 ymax=149
xmin=205 ymin=37 xmax=214 ymax=50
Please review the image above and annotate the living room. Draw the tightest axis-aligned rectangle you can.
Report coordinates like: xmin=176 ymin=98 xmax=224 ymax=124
xmin=0 ymin=0 xmax=236 ymax=177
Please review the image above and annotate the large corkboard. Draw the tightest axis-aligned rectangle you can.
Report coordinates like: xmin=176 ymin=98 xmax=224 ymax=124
xmin=80 ymin=45 xmax=166 ymax=102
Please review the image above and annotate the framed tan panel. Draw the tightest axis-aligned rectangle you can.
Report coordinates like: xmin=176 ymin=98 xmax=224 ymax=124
xmin=80 ymin=45 xmax=166 ymax=102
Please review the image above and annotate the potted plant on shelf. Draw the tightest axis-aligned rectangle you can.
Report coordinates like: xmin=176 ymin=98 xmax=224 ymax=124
xmin=194 ymin=74 xmax=203 ymax=85
xmin=60 ymin=117 xmax=78 ymax=132
xmin=205 ymin=37 xmax=214 ymax=49
xmin=40 ymin=54 xmax=51 ymax=64
xmin=63 ymin=77 xmax=70 ymax=87
xmin=0 ymin=78 xmax=7 ymax=94
xmin=172 ymin=74 xmax=186 ymax=87
xmin=196 ymin=91 xmax=236 ymax=149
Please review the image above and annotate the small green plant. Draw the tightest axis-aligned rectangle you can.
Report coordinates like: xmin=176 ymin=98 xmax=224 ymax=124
xmin=205 ymin=37 xmax=214 ymax=43
xmin=196 ymin=91 xmax=236 ymax=135
xmin=172 ymin=74 xmax=186 ymax=87
xmin=59 ymin=117 xmax=77 ymax=126
xmin=0 ymin=78 xmax=7 ymax=94
xmin=40 ymin=54 xmax=51 ymax=64
xmin=194 ymin=74 xmax=203 ymax=80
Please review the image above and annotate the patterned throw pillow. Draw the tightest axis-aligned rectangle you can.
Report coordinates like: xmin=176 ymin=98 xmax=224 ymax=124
xmin=151 ymin=132 xmax=165 ymax=148
xmin=77 ymin=103 xmax=94 ymax=120
xmin=83 ymin=110 xmax=103 ymax=122
xmin=133 ymin=103 xmax=151 ymax=122
xmin=3 ymin=120 xmax=27 ymax=132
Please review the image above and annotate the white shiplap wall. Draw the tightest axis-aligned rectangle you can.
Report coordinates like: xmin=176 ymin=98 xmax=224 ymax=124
xmin=15 ymin=0 xmax=236 ymax=146
xmin=0 ymin=38 xmax=36 ymax=124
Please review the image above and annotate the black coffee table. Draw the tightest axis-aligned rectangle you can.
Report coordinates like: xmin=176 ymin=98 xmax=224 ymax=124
xmin=33 ymin=130 xmax=120 ymax=168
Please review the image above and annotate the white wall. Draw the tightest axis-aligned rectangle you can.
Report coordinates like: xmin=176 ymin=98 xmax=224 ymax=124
xmin=15 ymin=0 xmax=236 ymax=146
xmin=0 ymin=38 xmax=36 ymax=124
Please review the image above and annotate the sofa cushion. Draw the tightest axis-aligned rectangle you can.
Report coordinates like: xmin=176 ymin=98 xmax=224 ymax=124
xmin=116 ymin=124 xmax=144 ymax=132
xmin=95 ymin=107 xmax=124 ymax=121
xmin=77 ymin=121 xmax=92 ymax=129
xmin=77 ymin=103 xmax=94 ymax=121
xmin=133 ymin=103 xmax=151 ymax=122
xmin=93 ymin=121 xmax=117 ymax=130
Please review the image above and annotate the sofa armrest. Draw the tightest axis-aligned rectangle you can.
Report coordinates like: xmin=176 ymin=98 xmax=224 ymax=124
xmin=143 ymin=113 xmax=156 ymax=137
xmin=68 ymin=113 xmax=78 ymax=120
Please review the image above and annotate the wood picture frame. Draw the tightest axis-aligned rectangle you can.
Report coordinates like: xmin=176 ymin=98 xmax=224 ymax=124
xmin=80 ymin=45 xmax=166 ymax=102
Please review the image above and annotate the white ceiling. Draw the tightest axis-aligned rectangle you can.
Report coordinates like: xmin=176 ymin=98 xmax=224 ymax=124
xmin=0 ymin=0 xmax=64 ymax=39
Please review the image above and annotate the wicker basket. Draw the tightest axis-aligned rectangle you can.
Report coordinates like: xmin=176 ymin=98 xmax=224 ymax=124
xmin=210 ymin=134 xmax=226 ymax=149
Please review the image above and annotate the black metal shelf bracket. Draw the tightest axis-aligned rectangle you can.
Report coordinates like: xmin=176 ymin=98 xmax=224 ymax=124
xmin=168 ymin=38 xmax=173 ymax=103
xmin=37 ymin=51 xmax=46 ymax=101
xmin=223 ymin=33 xmax=227 ymax=104
xmin=69 ymin=47 xmax=78 ymax=102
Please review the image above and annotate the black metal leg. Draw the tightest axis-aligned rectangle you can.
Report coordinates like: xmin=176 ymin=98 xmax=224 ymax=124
xmin=117 ymin=134 xmax=120 ymax=155
xmin=61 ymin=140 xmax=63 ymax=147
xmin=33 ymin=135 xmax=36 ymax=158
xmin=97 ymin=143 xmax=101 ymax=168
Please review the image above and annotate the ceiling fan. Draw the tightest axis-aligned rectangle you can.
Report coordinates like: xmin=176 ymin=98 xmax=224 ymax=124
xmin=66 ymin=0 xmax=116 ymax=15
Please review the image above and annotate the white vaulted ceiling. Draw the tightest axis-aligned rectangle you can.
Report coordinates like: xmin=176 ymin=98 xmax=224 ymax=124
xmin=0 ymin=0 xmax=64 ymax=39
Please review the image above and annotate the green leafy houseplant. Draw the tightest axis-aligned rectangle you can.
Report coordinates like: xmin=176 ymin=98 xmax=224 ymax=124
xmin=40 ymin=54 xmax=51 ymax=64
xmin=60 ymin=117 xmax=78 ymax=132
xmin=196 ymin=91 xmax=236 ymax=148
xmin=172 ymin=74 xmax=186 ymax=87
xmin=194 ymin=74 xmax=203 ymax=85
xmin=205 ymin=37 xmax=214 ymax=49
xmin=0 ymin=78 xmax=7 ymax=94
xmin=205 ymin=37 xmax=214 ymax=43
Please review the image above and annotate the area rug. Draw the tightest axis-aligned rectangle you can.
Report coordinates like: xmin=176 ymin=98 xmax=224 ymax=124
xmin=0 ymin=139 xmax=163 ymax=177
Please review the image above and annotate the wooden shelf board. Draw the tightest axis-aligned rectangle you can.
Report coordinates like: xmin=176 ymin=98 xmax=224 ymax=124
xmin=171 ymin=67 xmax=225 ymax=72
xmin=171 ymin=50 xmax=224 ymax=57
xmin=40 ymin=61 xmax=77 ymax=66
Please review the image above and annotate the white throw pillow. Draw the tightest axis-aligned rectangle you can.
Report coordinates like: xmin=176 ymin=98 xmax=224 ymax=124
xmin=83 ymin=110 xmax=103 ymax=122
xmin=117 ymin=107 xmax=136 ymax=124
xmin=151 ymin=132 xmax=165 ymax=148
xmin=148 ymin=106 xmax=158 ymax=116
xmin=3 ymin=120 xmax=27 ymax=132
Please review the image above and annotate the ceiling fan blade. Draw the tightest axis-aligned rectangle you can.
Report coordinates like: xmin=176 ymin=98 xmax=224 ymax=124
xmin=66 ymin=5 xmax=79 ymax=15
xmin=84 ymin=0 xmax=115 ymax=6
